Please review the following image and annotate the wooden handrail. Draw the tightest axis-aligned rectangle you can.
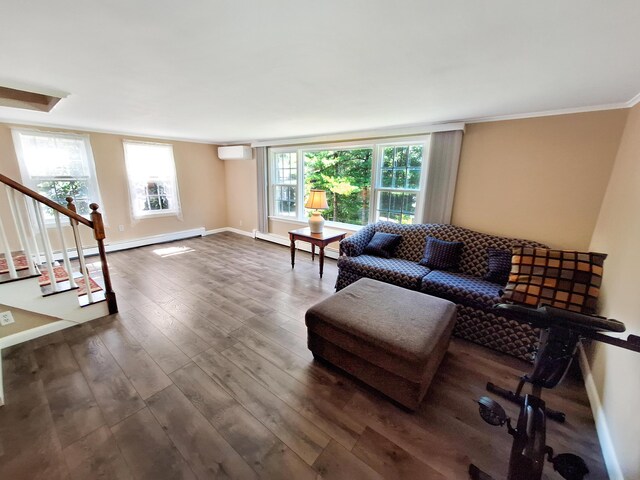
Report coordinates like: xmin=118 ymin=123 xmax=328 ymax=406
xmin=0 ymin=173 xmax=93 ymax=228
xmin=90 ymin=203 xmax=118 ymax=314
xmin=0 ymin=172 xmax=118 ymax=315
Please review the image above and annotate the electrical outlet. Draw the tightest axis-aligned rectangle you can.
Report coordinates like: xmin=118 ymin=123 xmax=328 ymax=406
xmin=118 ymin=225 xmax=125 ymax=232
xmin=239 ymin=220 xmax=243 ymax=227
xmin=0 ymin=311 xmax=15 ymax=326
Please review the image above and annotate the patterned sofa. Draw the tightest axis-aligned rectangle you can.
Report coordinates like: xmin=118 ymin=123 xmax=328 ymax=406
xmin=336 ymin=222 xmax=546 ymax=361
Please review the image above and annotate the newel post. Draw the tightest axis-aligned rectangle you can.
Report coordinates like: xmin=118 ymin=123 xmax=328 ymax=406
xmin=90 ymin=203 xmax=118 ymax=314
xmin=66 ymin=196 xmax=77 ymax=218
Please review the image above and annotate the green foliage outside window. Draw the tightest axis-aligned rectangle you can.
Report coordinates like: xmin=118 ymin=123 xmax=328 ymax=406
xmin=36 ymin=179 xmax=91 ymax=217
xmin=304 ymin=149 xmax=372 ymax=226
xmin=144 ymin=182 xmax=170 ymax=211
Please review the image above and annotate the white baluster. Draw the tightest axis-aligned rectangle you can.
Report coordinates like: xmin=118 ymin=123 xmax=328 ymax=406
xmin=0 ymin=210 xmax=17 ymax=279
xmin=54 ymin=211 xmax=76 ymax=289
xmin=69 ymin=216 xmax=94 ymax=303
xmin=24 ymin=196 xmax=44 ymax=265
xmin=32 ymin=199 xmax=58 ymax=292
xmin=7 ymin=188 xmax=37 ymax=275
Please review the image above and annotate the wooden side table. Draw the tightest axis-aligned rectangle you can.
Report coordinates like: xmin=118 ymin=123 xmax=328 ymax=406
xmin=288 ymin=227 xmax=347 ymax=278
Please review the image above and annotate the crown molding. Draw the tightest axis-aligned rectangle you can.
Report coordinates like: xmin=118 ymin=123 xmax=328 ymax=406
xmin=0 ymin=117 xmax=221 ymax=145
xmin=464 ymin=91 xmax=640 ymax=125
xmin=1 ymin=90 xmax=639 ymax=145
xmin=627 ymin=90 xmax=640 ymax=108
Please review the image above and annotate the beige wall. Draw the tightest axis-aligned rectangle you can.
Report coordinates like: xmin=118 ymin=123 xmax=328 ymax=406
xmin=0 ymin=123 xmax=227 ymax=247
xmin=453 ymin=110 xmax=628 ymax=249
xmin=588 ymin=103 xmax=640 ymax=478
xmin=229 ymin=110 xmax=629 ymax=253
xmin=224 ymin=158 xmax=258 ymax=232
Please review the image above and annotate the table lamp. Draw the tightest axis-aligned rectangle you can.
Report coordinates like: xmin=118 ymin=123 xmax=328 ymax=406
xmin=305 ymin=189 xmax=329 ymax=233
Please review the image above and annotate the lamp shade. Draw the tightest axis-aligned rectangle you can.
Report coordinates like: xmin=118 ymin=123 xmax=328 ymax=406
xmin=305 ymin=189 xmax=329 ymax=210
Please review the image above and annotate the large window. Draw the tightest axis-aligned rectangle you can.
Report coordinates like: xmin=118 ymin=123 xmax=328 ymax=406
xmin=268 ymin=137 xmax=428 ymax=227
xmin=376 ymin=144 xmax=424 ymax=224
xmin=272 ymin=151 xmax=297 ymax=217
xmin=304 ymin=149 xmax=372 ymax=226
xmin=12 ymin=129 xmax=102 ymax=219
xmin=123 ymin=141 xmax=181 ymax=219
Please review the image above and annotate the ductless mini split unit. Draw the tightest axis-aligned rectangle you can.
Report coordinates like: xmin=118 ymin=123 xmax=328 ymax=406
xmin=217 ymin=145 xmax=253 ymax=161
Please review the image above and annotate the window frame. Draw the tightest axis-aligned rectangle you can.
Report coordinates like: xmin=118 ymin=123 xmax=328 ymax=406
xmin=11 ymin=128 xmax=103 ymax=224
xmin=373 ymin=140 xmax=430 ymax=225
xmin=122 ymin=140 xmax=182 ymax=220
xmin=269 ymin=150 xmax=298 ymax=218
xmin=267 ymin=135 xmax=430 ymax=229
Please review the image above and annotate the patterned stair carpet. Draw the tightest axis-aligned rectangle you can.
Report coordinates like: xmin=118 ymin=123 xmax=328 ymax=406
xmin=38 ymin=266 xmax=103 ymax=296
xmin=0 ymin=253 xmax=29 ymax=273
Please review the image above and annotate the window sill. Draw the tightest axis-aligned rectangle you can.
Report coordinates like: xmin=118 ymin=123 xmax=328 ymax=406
xmin=133 ymin=210 xmax=181 ymax=220
xmin=268 ymin=216 xmax=364 ymax=232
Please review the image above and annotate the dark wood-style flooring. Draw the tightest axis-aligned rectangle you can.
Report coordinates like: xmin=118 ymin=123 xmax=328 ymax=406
xmin=0 ymin=233 xmax=608 ymax=479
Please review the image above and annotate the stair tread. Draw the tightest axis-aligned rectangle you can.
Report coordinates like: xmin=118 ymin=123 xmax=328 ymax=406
xmin=0 ymin=251 xmax=39 ymax=283
xmin=38 ymin=267 xmax=104 ymax=301
xmin=0 ymin=270 xmax=41 ymax=284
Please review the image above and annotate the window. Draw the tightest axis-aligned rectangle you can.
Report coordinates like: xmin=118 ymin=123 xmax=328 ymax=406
xmin=268 ymin=137 xmax=428 ymax=227
xmin=271 ymin=151 xmax=297 ymax=217
xmin=12 ymin=129 xmax=102 ymax=220
xmin=304 ymin=148 xmax=372 ymax=226
xmin=123 ymin=141 xmax=181 ymax=219
xmin=376 ymin=144 xmax=424 ymax=224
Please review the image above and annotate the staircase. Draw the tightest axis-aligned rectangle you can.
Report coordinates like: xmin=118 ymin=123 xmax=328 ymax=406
xmin=0 ymin=173 xmax=117 ymax=405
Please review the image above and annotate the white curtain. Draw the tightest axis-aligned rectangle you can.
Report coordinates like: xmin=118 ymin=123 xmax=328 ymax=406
xmin=255 ymin=147 xmax=268 ymax=233
xmin=419 ymin=130 xmax=463 ymax=224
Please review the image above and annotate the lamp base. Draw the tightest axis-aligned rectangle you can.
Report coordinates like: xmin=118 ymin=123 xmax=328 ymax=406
xmin=308 ymin=211 xmax=325 ymax=233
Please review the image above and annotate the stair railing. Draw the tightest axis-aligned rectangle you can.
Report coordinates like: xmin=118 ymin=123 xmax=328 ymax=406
xmin=0 ymin=173 xmax=117 ymax=314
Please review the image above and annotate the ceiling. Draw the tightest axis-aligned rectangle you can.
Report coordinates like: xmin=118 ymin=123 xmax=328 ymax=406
xmin=1 ymin=1 xmax=639 ymax=144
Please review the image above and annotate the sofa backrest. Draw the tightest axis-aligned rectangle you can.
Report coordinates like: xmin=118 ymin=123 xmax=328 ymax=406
xmin=373 ymin=222 xmax=546 ymax=277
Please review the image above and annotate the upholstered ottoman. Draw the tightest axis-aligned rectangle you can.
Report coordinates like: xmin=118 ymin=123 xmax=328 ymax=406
xmin=305 ymin=278 xmax=457 ymax=410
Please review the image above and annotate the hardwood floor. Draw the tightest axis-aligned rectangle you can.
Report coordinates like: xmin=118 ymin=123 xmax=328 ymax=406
xmin=0 ymin=232 xmax=608 ymax=479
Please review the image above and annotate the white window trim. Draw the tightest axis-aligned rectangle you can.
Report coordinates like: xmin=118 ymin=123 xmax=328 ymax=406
xmin=269 ymin=150 xmax=298 ymax=219
xmin=373 ymin=138 xmax=431 ymax=224
xmin=123 ymin=140 xmax=182 ymax=221
xmin=11 ymin=128 xmax=104 ymax=226
xmin=268 ymin=135 xmax=430 ymax=229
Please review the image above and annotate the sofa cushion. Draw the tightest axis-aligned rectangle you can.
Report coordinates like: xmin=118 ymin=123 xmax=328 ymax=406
xmin=502 ymin=247 xmax=606 ymax=314
xmin=370 ymin=222 xmax=546 ymax=276
xmin=337 ymin=255 xmax=431 ymax=290
xmin=421 ymin=270 xmax=503 ymax=309
xmin=363 ymin=232 xmax=402 ymax=258
xmin=339 ymin=223 xmax=376 ymax=257
xmin=419 ymin=236 xmax=463 ymax=270
xmin=483 ymin=248 xmax=512 ymax=285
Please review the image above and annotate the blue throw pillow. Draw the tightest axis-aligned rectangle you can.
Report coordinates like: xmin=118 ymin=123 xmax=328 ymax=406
xmin=363 ymin=232 xmax=402 ymax=258
xmin=483 ymin=248 xmax=512 ymax=285
xmin=419 ymin=236 xmax=463 ymax=270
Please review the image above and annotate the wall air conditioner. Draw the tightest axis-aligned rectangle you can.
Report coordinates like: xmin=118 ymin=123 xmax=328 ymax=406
xmin=218 ymin=145 xmax=253 ymax=161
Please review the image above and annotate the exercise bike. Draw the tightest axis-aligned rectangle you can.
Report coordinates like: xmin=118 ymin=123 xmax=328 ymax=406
xmin=469 ymin=303 xmax=640 ymax=480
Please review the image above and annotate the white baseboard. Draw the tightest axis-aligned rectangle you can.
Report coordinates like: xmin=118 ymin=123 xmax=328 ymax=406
xmin=0 ymin=319 xmax=79 ymax=350
xmin=254 ymin=231 xmax=340 ymax=259
xmin=48 ymin=227 xmax=206 ymax=261
xmin=103 ymin=227 xmax=206 ymax=253
xmin=204 ymin=227 xmax=256 ymax=238
xmin=578 ymin=345 xmax=624 ymax=480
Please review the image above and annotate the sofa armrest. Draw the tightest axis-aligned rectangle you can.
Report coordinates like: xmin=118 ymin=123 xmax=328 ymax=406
xmin=339 ymin=224 xmax=376 ymax=257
